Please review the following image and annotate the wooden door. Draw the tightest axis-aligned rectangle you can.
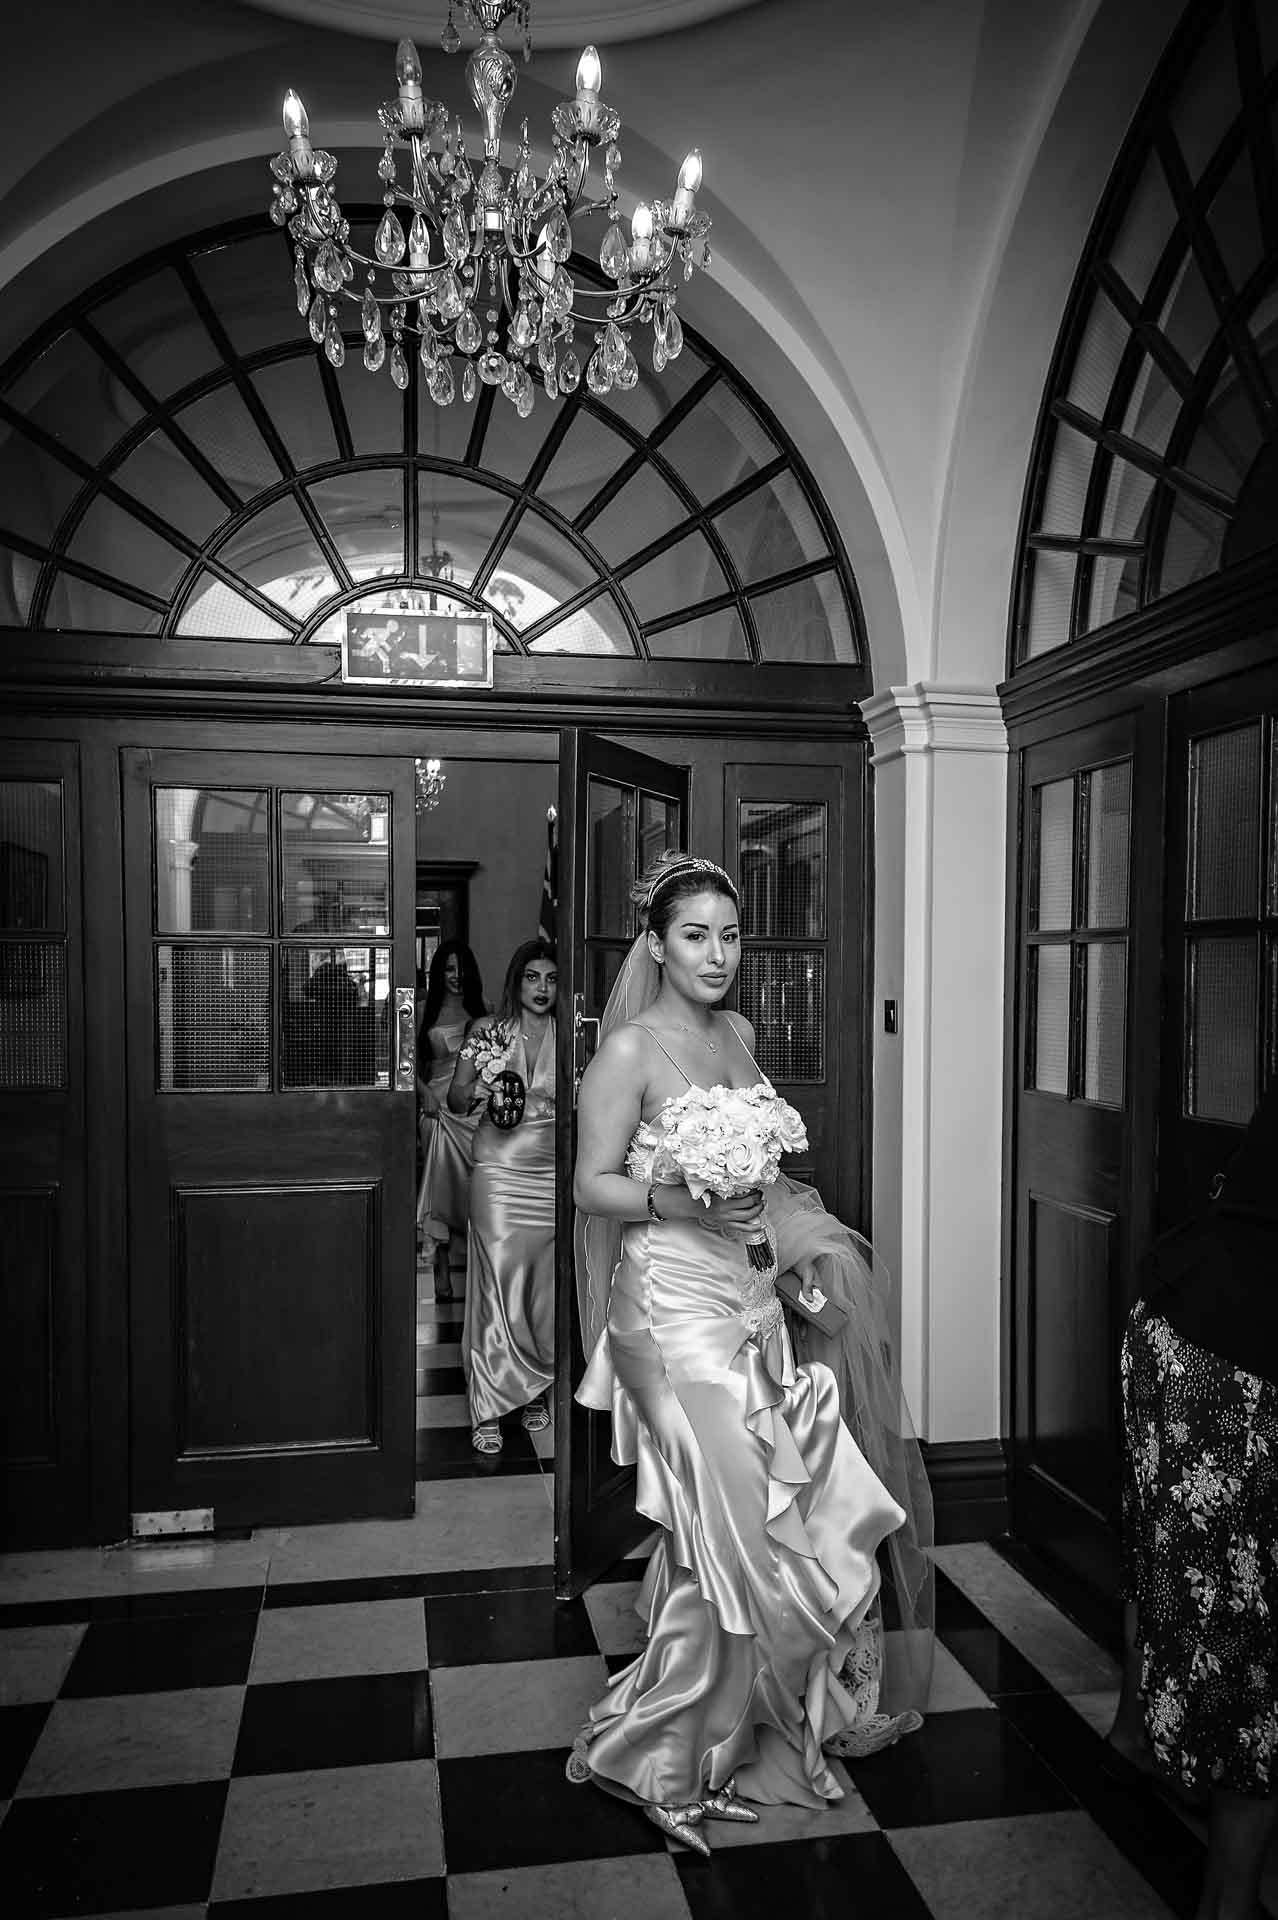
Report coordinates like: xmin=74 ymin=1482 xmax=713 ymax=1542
xmin=554 ymin=730 xmax=688 ymax=1597
xmin=0 ymin=743 xmax=88 ymax=1544
xmin=123 ymin=749 xmax=418 ymax=1531
xmin=1160 ymin=656 xmax=1278 ymax=1218
xmin=1010 ymin=718 xmax=1138 ymax=1602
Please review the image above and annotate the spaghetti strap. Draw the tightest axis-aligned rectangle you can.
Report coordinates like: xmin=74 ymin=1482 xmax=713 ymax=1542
xmin=721 ymin=1011 xmax=767 ymax=1079
xmin=640 ymin=1025 xmax=694 ymax=1086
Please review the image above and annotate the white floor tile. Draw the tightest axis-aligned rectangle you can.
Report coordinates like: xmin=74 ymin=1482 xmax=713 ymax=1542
xmin=16 ymin=1686 xmax=243 ymax=1796
xmin=250 ymin=1598 xmax=427 ymax=1683
xmin=889 ymin=1810 xmax=1175 ymax=1919
xmin=0 ymin=1622 xmax=86 ymax=1704
xmin=431 ymin=1654 xmax=608 ymax=1757
xmin=448 ymin=1854 xmax=691 ymax=1920
xmin=212 ymin=1760 xmax=443 ymax=1899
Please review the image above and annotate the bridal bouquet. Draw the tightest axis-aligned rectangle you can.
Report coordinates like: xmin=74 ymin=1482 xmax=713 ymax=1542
xmin=459 ymin=1022 xmax=515 ymax=1087
xmin=645 ymin=1082 xmax=809 ymax=1272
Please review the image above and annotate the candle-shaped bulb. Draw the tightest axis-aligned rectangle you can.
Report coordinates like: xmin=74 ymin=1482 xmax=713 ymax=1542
xmin=575 ymin=45 xmax=602 ymax=95
xmin=395 ymin=38 xmax=422 ymax=88
xmin=282 ymin=90 xmax=309 ymax=141
xmin=677 ymin=149 xmax=703 ymax=193
xmin=630 ymin=202 xmax=654 ymax=241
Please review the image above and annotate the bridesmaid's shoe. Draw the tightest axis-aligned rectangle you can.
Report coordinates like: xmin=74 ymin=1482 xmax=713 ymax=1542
xmin=521 ymin=1398 xmax=550 ymax=1433
xmin=471 ymin=1422 xmax=502 ymax=1456
xmin=645 ymin=1802 xmax=711 ymax=1857
xmin=700 ymin=1777 xmax=759 ymax=1823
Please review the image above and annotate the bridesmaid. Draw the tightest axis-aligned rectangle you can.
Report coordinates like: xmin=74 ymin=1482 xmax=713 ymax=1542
xmin=416 ymin=940 xmax=487 ymax=1300
xmin=447 ymin=939 xmax=557 ymax=1455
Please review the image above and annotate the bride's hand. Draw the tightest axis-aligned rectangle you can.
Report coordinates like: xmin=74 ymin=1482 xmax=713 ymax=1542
xmin=700 ymin=1189 xmax=765 ymax=1231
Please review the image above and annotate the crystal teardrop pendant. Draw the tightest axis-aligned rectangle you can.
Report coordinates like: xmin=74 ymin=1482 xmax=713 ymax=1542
xmin=455 ymin=308 xmax=482 ymax=355
xmin=616 ymin=349 xmax=639 ymax=390
xmin=544 ymin=365 xmax=559 ymax=402
xmin=312 ymin=241 xmax=344 ymax=293
xmin=605 ymin=143 xmax=622 ymax=170
xmin=558 ymin=350 xmax=581 ymax=393
xmin=443 ymin=206 xmax=469 ymax=265
xmin=295 ymin=257 xmax=311 ymax=316
xmin=454 ymin=155 xmax=473 ymax=192
xmin=516 ymin=381 xmax=535 ymax=418
xmin=549 ymin=267 xmax=574 ymax=317
xmin=666 ymin=311 xmax=684 ymax=360
xmin=586 ymin=349 xmax=612 ymax=395
xmin=363 ymin=331 xmax=386 ymax=371
xmin=510 ymin=307 xmax=535 ymax=353
xmin=435 ymin=272 xmax=464 ymax=324
xmin=390 ymin=341 xmax=410 ymax=389
xmin=652 ymin=334 xmax=668 ymax=374
xmin=375 ymin=209 xmax=407 ymax=265
xmin=501 ymin=358 xmax=521 ymax=400
xmin=361 ymin=288 xmax=381 ymax=339
xmin=462 ymin=359 xmax=477 ymax=402
xmin=429 ymin=358 xmax=456 ymax=405
xmin=308 ymin=292 xmax=327 ymax=344
xmin=599 ymin=223 xmax=628 ymax=280
xmin=441 ymin=16 xmax=460 ymax=53
xmin=545 ymin=206 xmax=572 ymax=263
xmin=419 ymin=329 xmax=438 ymax=371
xmin=601 ymin=320 xmax=626 ymax=374
xmin=324 ymin=313 xmax=346 ymax=367
xmin=537 ymin=330 xmax=557 ymax=373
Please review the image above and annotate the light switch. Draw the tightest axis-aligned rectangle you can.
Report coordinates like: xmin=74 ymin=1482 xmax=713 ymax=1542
xmin=884 ymin=999 xmax=898 ymax=1035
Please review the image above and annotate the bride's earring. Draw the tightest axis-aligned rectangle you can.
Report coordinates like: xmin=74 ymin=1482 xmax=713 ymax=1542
xmin=647 ymin=933 xmax=664 ymax=968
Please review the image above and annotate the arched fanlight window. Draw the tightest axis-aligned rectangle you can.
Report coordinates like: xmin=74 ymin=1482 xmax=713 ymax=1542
xmin=1012 ymin=0 xmax=1278 ymax=667
xmin=0 ymin=219 xmax=863 ymax=665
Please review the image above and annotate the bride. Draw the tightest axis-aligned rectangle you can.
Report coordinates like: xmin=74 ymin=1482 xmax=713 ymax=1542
xmin=569 ymin=851 xmax=932 ymax=1851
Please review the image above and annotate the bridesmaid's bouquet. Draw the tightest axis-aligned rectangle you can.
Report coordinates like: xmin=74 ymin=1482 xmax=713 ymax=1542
xmin=649 ymin=1082 xmax=809 ymax=1272
xmin=459 ymin=1022 xmax=515 ymax=1086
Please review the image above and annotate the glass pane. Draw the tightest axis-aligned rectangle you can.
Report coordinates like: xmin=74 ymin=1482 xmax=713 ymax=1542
xmin=281 ymin=946 xmax=390 ymax=1088
xmin=309 ymin=471 xmax=405 ymax=580
xmin=526 ymin=592 xmax=634 ymax=656
xmin=1186 ymin=357 xmax=1264 ymax=500
xmin=0 ymin=783 xmax=63 ymax=930
xmin=587 ymin=780 xmax=635 ymax=937
xmin=1187 ymin=723 xmax=1261 ymax=920
xmin=487 ymin=510 xmax=600 ymax=630
xmin=192 ymin=233 xmax=304 ymax=359
xmin=335 ymin=351 xmax=406 ymax=458
xmin=154 ymin=788 xmax=269 ymax=935
xmin=658 ymin=382 xmax=778 ymax=505
xmin=587 ymin=944 xmax=626 ymax=1014
xmin=173 ymin=386 xmax=281 ymax=500
xmin=713 ymin=471 xmax=827 ymax=585
xmin=251 ymin=358 xmax=340 ymax=472
xmin=66 ymin=495 xmax=189 ymax=603
xmin=585 ymin=465 xmax=689 ymax=565
xmin=414 ymin=382 xmax=476 ymax=465
xmin=44 ymin=575 xmax=163 ymax=635
xmin=282 ymin=792 xmax=390 ymax=937
xmin=214 ymin=495 xmax=338 ymax=620
xmin=591 ymin=335 xmax=707 ymax=437
xmin=1208 ymin=147 xmax=1263 ymax=303
xmin=738 ymin=801 xmax=827 ymax=938
xmin=1160 ymin=250 xmax=1217 ymax=375
xmin=0 ymin=942 xmax=66 ymax=1088
xmin=638 ymin=793 xmax=681 ymax=876
xmin=0 ymin=545 xmax=38 ymax=625
xmin=748 ymin=573 xmax=851 ymax=663
xmin=7 ymin=330 xmax=144 ymax=467
xmin=1033 ymin=779 xmax=1074 ymax=930
xmin=1066 ymin=289 xmax=1129 ymax=418
xmin=0 ymin=416 xmax=80 ymax=547
xmin=644 ymin=607 xmax=748 ymax=661
xmin=416 ymin=472 xmax=508 ymax=586
xmin=1159 ymin=494 xmax=1228 ymax=597
xmin=1024 ymin=549 xmax=1076 ymax=658
xmin=1084 ymin=940 xmax=1127 ymax=1106
xmin=1032 ymin=944 xmax=1071 ymax=1095
xmin=622 ymin=531 xmax=727 ymax=625
xmin=1107 ymin=154 xmax=1177 ymax=305
xmin=1122 ymin=356 xmax=1177 ymax=457
xmin=478 ymin=388 xmax=559 ymax=485
xmin=1167 ymin=5 xmax=1237 ymax=180
xmin=156 ymin=944 xmax=270 ymax=1091
xmin=1039 ymin=423 xmax=1095 ymax=536
xmin=113 ymin=431 xmax=231 ymax=545
xmin=91 ymin=268 xmax=219 ymax=402
xmin=533 ymin=408 xmax=629 ymax=524
xmin=737 ymin=950 xmax=824 ymax=1082
xmin=1186 ymin=935 xmax=1256 ymax=1122
xmin=1270 ymin=731 xmax=1278 ymax=916
xmin=176 ymin=574 xmax=291 ymax=640
xmin=1085 ymin=761 xmax=1132 ymax=927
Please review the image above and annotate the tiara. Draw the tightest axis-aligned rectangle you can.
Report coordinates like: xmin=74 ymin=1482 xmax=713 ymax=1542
xmin=646 ymin=856 xmax=736 ymax=908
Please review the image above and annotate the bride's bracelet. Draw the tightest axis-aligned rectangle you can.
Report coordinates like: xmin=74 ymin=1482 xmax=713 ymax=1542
xmin=646 ymin=1183 xmax=664 ymax=1222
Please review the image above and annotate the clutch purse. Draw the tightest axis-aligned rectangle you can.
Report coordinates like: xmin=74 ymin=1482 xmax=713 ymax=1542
xmin=775 ymin=1267 xmax=849 ymax=1336
xmin=487 ymin=1068 xmax=527 ymax=1131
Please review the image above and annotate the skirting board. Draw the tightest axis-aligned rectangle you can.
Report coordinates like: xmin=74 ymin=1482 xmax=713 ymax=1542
xmin=921 ymin=1439 xmax=1008 ymax=1544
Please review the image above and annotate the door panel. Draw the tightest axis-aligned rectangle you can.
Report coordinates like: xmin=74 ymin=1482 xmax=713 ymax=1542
xmin=0 ymin=743 xmax=88 ymax=1543
xmin=555 ymin=730 xmax=688 ymax=1598
xmin=124 ymin=749 xmax=416 ymax=1530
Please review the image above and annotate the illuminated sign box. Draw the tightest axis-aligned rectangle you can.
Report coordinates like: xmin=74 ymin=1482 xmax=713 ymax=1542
xmin=341 ymin=611 xmax=495 ymax=688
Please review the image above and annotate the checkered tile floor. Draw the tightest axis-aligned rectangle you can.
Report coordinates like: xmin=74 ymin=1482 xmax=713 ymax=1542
xmin=1 ymin=1279 xmax=1273 ymax=1918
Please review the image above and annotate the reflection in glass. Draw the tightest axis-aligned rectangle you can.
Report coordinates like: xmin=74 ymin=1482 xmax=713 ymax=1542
xmin=1187 ymin=725 xmax=1261 ymax=922
xmin=1032 ymin=944 xmax=1070 ymax=1095
xmin=738 ymin=801 xmax=827 ymax=939
xmin=154 ymin=788 xmax=269 ymax=934
xmin=281 ymin=792 xmax=390 ymax=937
xmin=0 ymin=941 xmax=66 ymax=1088
xmin=1084 ymin=941 xmax=1127 ymax=1106
xmin=587 ymin=781 xmax=635 ymax=936
xmin=737 ymin=949 xmax=825 ymax=1082
xmin=713 ymin=471 xmax=827 ymax=585
xmin=280 ymin=945 xmax=390 ymax=1087
xmin=1033 ymin=780 xmax=1074 ymax=931
xmin=638 ymin=793 xmax=680 ymax=877
xmin=0 ymin=782 xmax=63 ymax=931
xmin=1186 ymin=935 xmax=1256 ymax=1123
xmin=1085 ymin=762 xmax=1131 ymax=929
xmin=156 ymin=943 xmax=270 ymax=1091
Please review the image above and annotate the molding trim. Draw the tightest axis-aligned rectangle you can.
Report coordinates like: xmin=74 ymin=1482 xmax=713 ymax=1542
xmin=922 ymin=1438 xmax=1009 ymax=1544
xmin=863 ymin=684 xmax=1009 ymax=766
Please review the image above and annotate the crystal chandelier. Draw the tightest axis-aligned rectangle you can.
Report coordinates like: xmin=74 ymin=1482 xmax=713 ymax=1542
xmin=415 ymin=757 xmax=447 ymax=813
xmin=268 ymin=0 xmax=710 ymax=417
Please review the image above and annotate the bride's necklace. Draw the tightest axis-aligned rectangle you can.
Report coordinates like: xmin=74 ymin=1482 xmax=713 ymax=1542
xmin=674 ymin=1018 xmax=719 ymax=1055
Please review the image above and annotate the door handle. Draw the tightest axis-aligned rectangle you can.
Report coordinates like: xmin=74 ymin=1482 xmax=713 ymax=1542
xmin=393 ymin=987 xmax=416 ymax=1091
xmin=573 ymin=993 xmax=600 ymax=1103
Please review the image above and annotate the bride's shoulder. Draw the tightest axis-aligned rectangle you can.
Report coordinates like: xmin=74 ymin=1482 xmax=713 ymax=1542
xmin=591 ymin=1020 xmax=654 ymax=1072
xmin=720 ymin=1008 xmax=756 ymax=1050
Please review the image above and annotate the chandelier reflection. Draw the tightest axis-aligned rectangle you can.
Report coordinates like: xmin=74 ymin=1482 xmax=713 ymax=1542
xmin=415 ymin=757 xmax=447 ymax=814
xmin=268 ymin=0 xmax=710 ymax=417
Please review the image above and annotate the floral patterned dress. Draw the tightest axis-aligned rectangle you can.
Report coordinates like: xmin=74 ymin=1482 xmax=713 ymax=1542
xmin=1121 ymin=1298 xmax=1278 ymax=1797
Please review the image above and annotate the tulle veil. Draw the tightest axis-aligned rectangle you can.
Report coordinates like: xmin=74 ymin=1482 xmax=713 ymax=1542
xmin=575 ymin=932 xmax=935 ymax=1720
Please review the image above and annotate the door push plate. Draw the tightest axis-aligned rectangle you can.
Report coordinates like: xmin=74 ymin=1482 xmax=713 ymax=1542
xmin=394 ymin=986 xmax=417 ymax=1091
xmin=573 ymin=992 xmax=600 ymax=1103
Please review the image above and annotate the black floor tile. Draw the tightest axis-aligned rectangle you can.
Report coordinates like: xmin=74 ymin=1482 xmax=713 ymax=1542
xmin=261 ymin=1565 xmax=555 ymax=1609
xmin=415 ymin=1418 xmax=542 ymax=1479
xmin=417 ymin=1365 xmax=466 ymax=1397
xmin=675 ymin=1831 xmax=933 ymax=1919
xmin=0 ymin=1780 xmax=226 ymax=1916
xmin=425 ymin=1585 xmax=598 ymax=1666
xmin=438 ymin=1749 xmax=665 ymax=1871
xmin=233 ymin=1671 xmax=432 ymax=1774
xmin=212 ymin=1881 xmax=448 ymax=1918
xmin=998 ymin=1689 xmax=1204 ymax=1920
xmin=936 ymin=1622 xmax=1050 ymax=1698
xmin=62 ymin=1607 xmax=259 ymax=1697
xmin=0 ymin=1584 xmax=263 ymax=1630
xmin=0 ymin=1701 xmax=51 ymax=1797
xmin=844 ymin=1705 xmax=1077 ymax=1828
xmin=603 ymin=1650 xmax=638 ymax=1676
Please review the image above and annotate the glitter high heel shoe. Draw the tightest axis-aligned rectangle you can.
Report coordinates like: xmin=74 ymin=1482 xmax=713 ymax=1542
xmin=699 ymin=1777 xmax=758 ymax=1823
xmin=644 ymin=1801 xmax=711 ymax=1856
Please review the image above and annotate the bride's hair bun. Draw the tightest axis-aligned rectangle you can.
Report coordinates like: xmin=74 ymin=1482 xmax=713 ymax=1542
xmin=635 ymin=850 xmax=738 ymax=938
